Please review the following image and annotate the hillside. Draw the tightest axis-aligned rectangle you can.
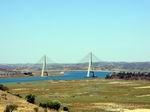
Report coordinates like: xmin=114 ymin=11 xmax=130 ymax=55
xmin=0 ymin=90 xmax=46 ymax=112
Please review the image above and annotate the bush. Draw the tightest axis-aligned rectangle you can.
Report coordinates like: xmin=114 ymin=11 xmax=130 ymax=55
xmin=47 ymin=100 xmax=61 ymax=111
xmin=14 ymin=94 xmax=22 ymax=98
xmin=63 ymin=106 xmax=69 ymax=111
xmin=0 ymin=84 xmax=9 ymax=91
xmin=39 ymin=100 xmax=62 ymax=111
xmin=4 ymin=104 xmax=18 ymax=112
xmin=39 ymin=102 xmax=48 ymax=108
xmin=25 ymin=94 xmax=35 ymax=104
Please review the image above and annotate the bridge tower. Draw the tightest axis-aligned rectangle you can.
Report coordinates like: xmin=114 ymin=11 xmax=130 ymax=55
xmin=41 ymin=55 xmax=48 ymax=77
xmin=87 ymin=52 xmax=95 ymax=77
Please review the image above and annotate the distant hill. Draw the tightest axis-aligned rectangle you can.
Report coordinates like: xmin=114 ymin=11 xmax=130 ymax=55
xmin=97 ymin=62 xmax=150 ymax=72
xmin=1 ymin=62 xmax=150 ymax=72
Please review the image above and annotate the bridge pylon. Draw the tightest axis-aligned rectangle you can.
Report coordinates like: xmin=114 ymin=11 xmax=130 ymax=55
xmin=87 ymin=52 xmax=96 ymax=77
xmin=41 ymin=55 xmax=48 ymax=77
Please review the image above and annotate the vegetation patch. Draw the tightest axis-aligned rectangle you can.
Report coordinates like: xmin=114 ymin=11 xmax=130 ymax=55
xmin=4 ymin=104 xmax=18 ymax=112
xmin=0 ymin=84 xmax=9 ymax=91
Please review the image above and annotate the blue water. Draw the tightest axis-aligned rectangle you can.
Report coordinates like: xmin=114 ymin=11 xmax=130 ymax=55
xmin=0 ymin=71 xmax=110 ymax=83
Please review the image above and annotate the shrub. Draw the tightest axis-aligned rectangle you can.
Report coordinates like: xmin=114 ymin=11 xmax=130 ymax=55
xmin=14 ymin=94 xmax=22 ymax=98
xmin=39 ymin=102 xmax=47 ymax=108
xmin=39 ymin=100 xmax=62 ymax=111
xmin=25 ymin=94 xmax=35 ymax=104
xmin=47 ymin=100 xmax=61 ymax=111
xmin=0 ymin=84 xmax=9 ymax=91
xmin=63 ymin=106 xmax=69 ymax=111
xmin=4 ymin=104 xmax=18 ymax=112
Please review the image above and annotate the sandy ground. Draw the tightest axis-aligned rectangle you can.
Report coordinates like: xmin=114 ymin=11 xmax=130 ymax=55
xmin=134 ymin=86 xmax=150 ymax=89
xmin=108 ymin=81 xmax=141 ymax=86
xmin=108 ymin=81 xmax=132 ymax=84
xmin=136 ymin=94 xmax=150 ymax=97
xmin=12 ymin=88 xmax=29 ymax=91
xmin=124 ymin=109 xmax=150 ymax=112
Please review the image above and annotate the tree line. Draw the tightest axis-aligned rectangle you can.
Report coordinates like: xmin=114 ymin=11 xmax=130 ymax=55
xmin=105 ymin=72 xmax=150 ymax=81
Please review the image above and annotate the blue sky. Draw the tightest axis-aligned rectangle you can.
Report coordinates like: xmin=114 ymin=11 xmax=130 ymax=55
xmin=0 ymin=0 xmax=150 ymax=63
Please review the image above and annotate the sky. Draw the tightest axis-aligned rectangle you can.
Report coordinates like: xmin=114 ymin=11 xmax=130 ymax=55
xmin=0 ymin=0 xmax=150 ymax=63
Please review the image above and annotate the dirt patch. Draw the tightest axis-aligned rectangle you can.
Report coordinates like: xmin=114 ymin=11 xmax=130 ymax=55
xmin=136 ymin=94 xmax=150 ymax=97
xmin=124 ymin=109 xmax=150 ymax=112
xmin=134 ymin=86 xmax=150 ymax=89
xmin=108 ymin=81 xmax=131 ymax=84
xmin=12 ymin=88 xmax=29 ymax=91
xmin=93 ymin=103 xmax=123 ymax=112
xmin=107 ymin=81 xmax=142 ymax=87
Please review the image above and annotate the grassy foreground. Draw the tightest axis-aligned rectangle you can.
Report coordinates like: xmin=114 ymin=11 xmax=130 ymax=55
xmin=4 ymin=79 xmax=150 ymax=112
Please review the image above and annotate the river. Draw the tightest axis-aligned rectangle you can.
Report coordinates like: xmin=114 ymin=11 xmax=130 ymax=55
xmin=0 ymin=71 xmax=110 ymax=83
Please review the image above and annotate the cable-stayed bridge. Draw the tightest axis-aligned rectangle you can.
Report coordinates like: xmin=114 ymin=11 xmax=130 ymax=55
xmin=0 ymin=52 xmax=104 ymax=77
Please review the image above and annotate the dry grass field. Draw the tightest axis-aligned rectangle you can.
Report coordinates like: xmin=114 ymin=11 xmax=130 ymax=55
xmin=3 ymin=79 xmax=150 ymax=112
